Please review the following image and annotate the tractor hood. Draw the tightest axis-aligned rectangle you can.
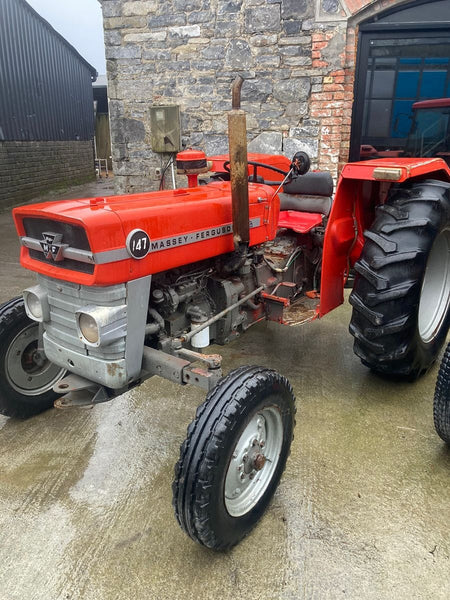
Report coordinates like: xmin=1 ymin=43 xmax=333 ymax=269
xmin=13 ymin=181 xmax=279 ymax=286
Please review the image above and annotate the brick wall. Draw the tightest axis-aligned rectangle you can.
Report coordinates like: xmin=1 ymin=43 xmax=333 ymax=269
xmin=100 ymin=0 xmax=411 ymax=192
xmin=311 ymin=0 xmax=411 ymax=173
xmin=0 ymin=141 xmax=95 ymax=210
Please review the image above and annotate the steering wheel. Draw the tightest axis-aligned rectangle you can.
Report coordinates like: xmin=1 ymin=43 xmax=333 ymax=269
xmin=222 ymin=152 xmax=310 ymax=185
xmin=222 ymin=160 xmax=288 ymax=185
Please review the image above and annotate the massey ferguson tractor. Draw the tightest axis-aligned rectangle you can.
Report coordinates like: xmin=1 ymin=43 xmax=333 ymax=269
xmin=1 ymin=78 xmax=449 ymax=550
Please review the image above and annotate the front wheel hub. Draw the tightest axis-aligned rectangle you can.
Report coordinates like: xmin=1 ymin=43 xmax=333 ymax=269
xmin=224 ymin=407 xmax=283 ymax=517
xmin=5 ymin=324 xmax=65 ymax=395
xmin=253 ymin=453 xmax=266 ymax=471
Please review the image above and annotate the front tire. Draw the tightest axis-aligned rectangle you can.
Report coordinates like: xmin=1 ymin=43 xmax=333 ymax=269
xmin=434 ymin=342 xmax=450 ymax=444
xmin=349 ymin=180 xmax=450 ymax=379
xmin=0 ymin=297 xmax=65 ymax=418
xmin=172 ymin=366 xmax=296 ymax=550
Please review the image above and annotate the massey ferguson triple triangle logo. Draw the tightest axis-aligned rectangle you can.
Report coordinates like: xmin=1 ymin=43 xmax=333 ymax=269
xmin=39 ymin=232 xmax=67 ymax=262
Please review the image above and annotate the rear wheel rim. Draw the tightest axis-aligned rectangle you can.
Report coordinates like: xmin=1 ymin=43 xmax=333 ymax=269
xmin=5 ymin=324 xmax=65 ymax=396
xmin=418 ymin=229 xmax=450 ymax=343
xmin=224 ymin=406 xmax=283 ymax=517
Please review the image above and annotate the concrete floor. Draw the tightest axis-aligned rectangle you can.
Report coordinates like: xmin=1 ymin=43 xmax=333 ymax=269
xmin=0 ymin=181 xmax=449 ymax=600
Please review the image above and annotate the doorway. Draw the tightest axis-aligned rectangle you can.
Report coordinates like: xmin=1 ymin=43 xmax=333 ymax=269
xmin=349 ymin=0 xmax=450 ymax=161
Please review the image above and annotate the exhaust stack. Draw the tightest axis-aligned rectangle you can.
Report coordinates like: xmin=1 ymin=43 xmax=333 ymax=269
xmin=228 ymin=76 xmax=249 ymax=250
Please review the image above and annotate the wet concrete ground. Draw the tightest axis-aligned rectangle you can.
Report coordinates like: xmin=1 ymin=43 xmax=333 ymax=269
xmin=0 ymin=181 xmax=449 ymax=600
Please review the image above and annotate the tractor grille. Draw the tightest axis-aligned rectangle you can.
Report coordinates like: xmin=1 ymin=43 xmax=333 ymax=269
xmin=38 ymin=274 xmax=127 ymax=360
xmin=23 ymin=218 xmax=94 ymax=274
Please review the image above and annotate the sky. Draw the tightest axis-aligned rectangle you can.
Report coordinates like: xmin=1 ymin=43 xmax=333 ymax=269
xmin=26 ymin=0 xmax=106 ymax=75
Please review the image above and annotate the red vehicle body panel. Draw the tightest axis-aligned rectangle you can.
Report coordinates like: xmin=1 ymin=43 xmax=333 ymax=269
xmin=12 ymin=154 xmax=290 ymax=288
xmin=341 ymin=157 xmax=450 ymax=182
xmin=13 ymin=181 xmax=279 ymax=286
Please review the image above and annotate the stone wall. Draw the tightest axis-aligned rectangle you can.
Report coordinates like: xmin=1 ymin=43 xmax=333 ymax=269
xmin=100 ymin=0 xmax=411 ymax=193
xmin=0 ymin=141 xmax=95 ymax=210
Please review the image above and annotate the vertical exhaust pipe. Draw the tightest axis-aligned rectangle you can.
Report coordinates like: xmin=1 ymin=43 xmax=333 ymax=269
xmin=228 ymin=76 xmax=249 ymax=251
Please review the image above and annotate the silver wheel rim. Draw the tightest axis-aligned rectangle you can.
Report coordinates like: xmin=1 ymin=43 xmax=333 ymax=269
xmin=224 ymin=406 xmax=283 ymax=517
xmin=5 ymin=323 xmax=65 ymax=396
xmin=418 ymin=230 xmax=450 ymax=344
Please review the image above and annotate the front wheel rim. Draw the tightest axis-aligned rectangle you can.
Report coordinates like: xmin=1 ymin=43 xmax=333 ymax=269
xmin=418 ymin=230 xmax=450 ymax=343
xmin=5 ymin=324 xmax=66 ymax=396
xmin=224 ymin=406 xmax=283 ymax=517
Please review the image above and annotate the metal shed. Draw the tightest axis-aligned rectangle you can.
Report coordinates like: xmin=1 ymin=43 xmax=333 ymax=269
xmin=0 ymin=0 xmax=97 ymax=142
xmin=0 ymin=0 xmax=98 ymax=208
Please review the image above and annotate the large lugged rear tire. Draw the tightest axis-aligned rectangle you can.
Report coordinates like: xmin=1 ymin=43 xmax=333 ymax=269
xmin=172 ymin=365 xmax=295 ymax=550
xmin=349 ymin=180 xmax=450 ymax=379
xmin=434 ymin=342 xmax=450 ymax=444
xmin=0 ymin=297 xmax=65 ymax=418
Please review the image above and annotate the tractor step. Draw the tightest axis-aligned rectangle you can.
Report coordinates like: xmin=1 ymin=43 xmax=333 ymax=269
xmin=262 ymin=283 xmax=319 ymax=325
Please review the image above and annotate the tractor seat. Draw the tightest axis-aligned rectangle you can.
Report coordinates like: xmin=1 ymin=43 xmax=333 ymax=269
xmin=279 ymin=171 xmax=333 ymax=217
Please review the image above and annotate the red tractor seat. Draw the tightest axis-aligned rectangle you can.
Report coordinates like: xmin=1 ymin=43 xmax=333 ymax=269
xmin=279 ymin=193 xmax=332 ymax=217
xmin=277 ymin=211 xmax=323 ymax=234
xmin=283 ymin=171 xmax=333 ymax=196
xmin=279 ymin=171 xmax=333 ymax=217
xmin=278 ymin=171 xmax=333 ymax=233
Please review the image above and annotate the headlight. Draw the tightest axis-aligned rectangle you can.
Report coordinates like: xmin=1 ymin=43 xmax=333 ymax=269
xmin=23 ymin=285 xmax=50 ymax=322
xmin=78 ymin=313 xmax=99 ymax=344
xmin=27 ymin=293 xmax=42 ymax=319
xmin=76 ymin=305 xmax=127 ymax=347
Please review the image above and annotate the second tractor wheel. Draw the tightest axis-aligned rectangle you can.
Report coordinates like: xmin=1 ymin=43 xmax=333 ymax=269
xmin=434 ymin=342 xmax=450 ymax=444
xmin=172 ymin=365 xmax=296 ymax=550
xmin=350 ymin=180 xmax=450 ymax=379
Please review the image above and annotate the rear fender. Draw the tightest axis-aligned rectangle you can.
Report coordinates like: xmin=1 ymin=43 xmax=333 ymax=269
xmin=319 ymin=158 xmax=450 ymax=317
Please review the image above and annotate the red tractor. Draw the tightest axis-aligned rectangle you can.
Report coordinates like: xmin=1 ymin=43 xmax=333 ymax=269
xmin=1 ymin=78 xmax=449 ymax=550
xmin=404 ymin=98 xmax=450 ymax=166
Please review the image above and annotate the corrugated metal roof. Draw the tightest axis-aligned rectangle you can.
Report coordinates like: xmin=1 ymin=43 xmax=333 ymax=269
xmin=0 ymin=0 xmax=98 ymax=141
